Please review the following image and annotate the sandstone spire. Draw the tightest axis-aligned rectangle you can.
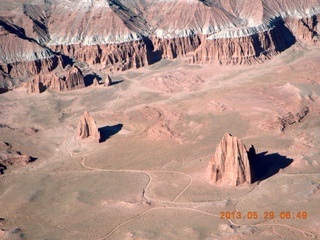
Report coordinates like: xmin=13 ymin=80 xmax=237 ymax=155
xmin=65 ymin=66 xmax=85 ymax=90
xmin=209 ymin=133 xmax=252 ymax=186
xmin=25 ymin=65 xmax=85 ymax=93
xmin=104 ymin=75 xmax=112 ymax=87
xmin=77 ymin=111 xmax=100 ymax=143
xmin=27 ymin=79 xmax=42 ymax=93
xmin=93 ymin=78 xmax=100 ymax=86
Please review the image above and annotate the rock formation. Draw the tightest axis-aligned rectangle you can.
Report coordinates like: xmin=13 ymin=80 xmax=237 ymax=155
xmin=92 ymin=78 xmax=100 ymax=87
xmin=278 ymin=106 xmax=310 ymax=131
xmin=104 ymin=75 xmax=112 ymax=87
xmin=64 ymin=65 xmax=85 ymax=90
xmin=0 ymin=141 xmax=32 ymax=174
xmin=25 ymin=65 xmax=85 ymax=93
xmin=52 ymin=40 xmax=149 ymax=71
xmin=0 ymin=0 xmax=320 ymax=87
xmin=0 ymin=70 xmax=12 ymax=94
xmin=191 ymin=25 xmax=292 ymax=65
xmin=77 ymin=111 xmax=100 ymax=143
xmin=209 ymin=133 xmax=252 ymax=186
xmin=286 ymin=14 xmax=320 ymax=45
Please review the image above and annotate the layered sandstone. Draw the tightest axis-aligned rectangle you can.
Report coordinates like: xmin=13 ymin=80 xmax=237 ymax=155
xmin=191 ymin=19 xmax=297 ymax=65
xmin=209 ymin=133 xmax=252 ymax=186
xmin=25 ymin=65 xmax=85 ymax=93
xmin=0 ymin=18 xmax=56 ymax=78
xmin=151 ymin=35 xmax=203 ymax=60
xmin=51 ymin=40 xmax=148 ymax=71
xmin=77 ymin=111 xmax=100 ymax=143
xmin=0 ymin=0 xmax=320 ymax=83
xmin=285 ymin=14 xmax=320 ymax=45
xmin=0 ymin=55 xmax=60 ymax=79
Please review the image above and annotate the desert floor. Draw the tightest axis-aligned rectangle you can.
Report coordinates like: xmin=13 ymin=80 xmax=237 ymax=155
xmin=0 ymin=43 xmax=320 ymax=239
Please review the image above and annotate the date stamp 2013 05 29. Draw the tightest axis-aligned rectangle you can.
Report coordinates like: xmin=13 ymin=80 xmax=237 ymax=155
xmin=220 ymin=211 xmax=308 ymax=220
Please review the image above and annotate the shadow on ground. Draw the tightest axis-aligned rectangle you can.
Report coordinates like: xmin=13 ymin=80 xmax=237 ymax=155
xmin=30 ymin=157 xmax=38 ymax=162
xmin=84 ymin=73 xmax=102 ymax=86
xmin=248 ymin=147 xmax=293 ymax=182
xmin=99 ymin=124 xmax=123 ymax=142
xmin=109 ymin=80 xmax=123 ymax=86
xmin=0 ymin=157 xmax=37 ymax=174
xmin=0 ymin=163 xmax=6 ymax=174
xmin=84 ymin=73 xmax=124 ymax=87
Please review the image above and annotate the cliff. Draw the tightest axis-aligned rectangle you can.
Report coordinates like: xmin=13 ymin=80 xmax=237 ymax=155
xmin=191 ymin=21 xmax=295 ymax=65
xmin=25 ymin=65 xmax=85 ymax=93
xmin=285 ymin=14 xmax=320 ymax=45
xmin=51 ymin=40 xmax=148 ymax=71
xmin=0 ymin=18 xmax=56 ymax=78
xmin=0 ymin=0 xmax=320 ymax=88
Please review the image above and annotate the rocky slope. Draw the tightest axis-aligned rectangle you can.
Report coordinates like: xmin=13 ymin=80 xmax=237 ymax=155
xmin=0 ymin=141 xmax=32 ymax=174
xmin=0 ymin=0 xmax=320 ymax=89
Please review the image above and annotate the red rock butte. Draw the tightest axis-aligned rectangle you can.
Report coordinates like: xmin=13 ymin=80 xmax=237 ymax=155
xmin=77 ymin=111 xmax=101 ymax=143
xmin=25 ymin=65 xmax=85 ymax=93
xmin=209 ymin=133 xmax=252 ymax=186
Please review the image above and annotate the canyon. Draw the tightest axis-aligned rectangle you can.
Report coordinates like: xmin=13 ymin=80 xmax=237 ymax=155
xmin=1 ymin=0 xmax=320 ymax=91
xmin=0 ymin=0 xmax=320 ymax=239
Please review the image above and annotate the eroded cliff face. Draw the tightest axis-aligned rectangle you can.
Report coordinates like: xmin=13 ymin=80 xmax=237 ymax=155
xmin=0 ymin=55 xmax=62 ymax=78
xmin=0 ymin=0 xmax=320 ymax=90
xmin=51 ymin=40 xmax=148 ymax=71
xmin=191 ymin=22 xmax=295 ymax=65
xmin=151 ymin=35 xmax=203 ymax=60
xmin=0 ymin=21 xmax=56 ymax=79
xmin=25 ymin=65 xmax=85 ymax=93
xmin=286 ymin=14 xmax=320 ymax=45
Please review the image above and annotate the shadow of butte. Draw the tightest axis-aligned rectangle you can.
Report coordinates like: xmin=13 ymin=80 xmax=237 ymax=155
xmin=109 ymin=80 xmax=123 ymax=86
xmin=99 ymin=124 xmax=123 ymax=143
xmin=248 ymin=148 xmax=293 ymax=183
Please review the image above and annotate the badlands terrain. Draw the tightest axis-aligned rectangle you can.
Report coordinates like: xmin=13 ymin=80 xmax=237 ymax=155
xmin=1 ymin=0 xmax=320 ymax=239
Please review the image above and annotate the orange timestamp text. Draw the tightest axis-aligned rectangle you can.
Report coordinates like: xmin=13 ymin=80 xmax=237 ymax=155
xmin=220 ymin=211 xmax=308 ymax=220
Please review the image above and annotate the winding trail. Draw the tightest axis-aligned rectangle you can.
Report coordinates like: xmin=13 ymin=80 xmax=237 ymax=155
xmin=64 ymin=134 xmax=318 ymax=239
xmin=67 ymin=134 xmax=193 ymax=205
xmin=0 ymin=131 xmax=317 ymax=240
xmin=0 ymin=132 xmax=318 ymax=239
xmin=98 ymin=206 xmax=220 ymax=240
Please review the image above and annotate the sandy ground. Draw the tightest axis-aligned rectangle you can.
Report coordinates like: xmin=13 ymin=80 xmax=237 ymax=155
xmin=0 ymin=43 xmax=320 ymax=239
